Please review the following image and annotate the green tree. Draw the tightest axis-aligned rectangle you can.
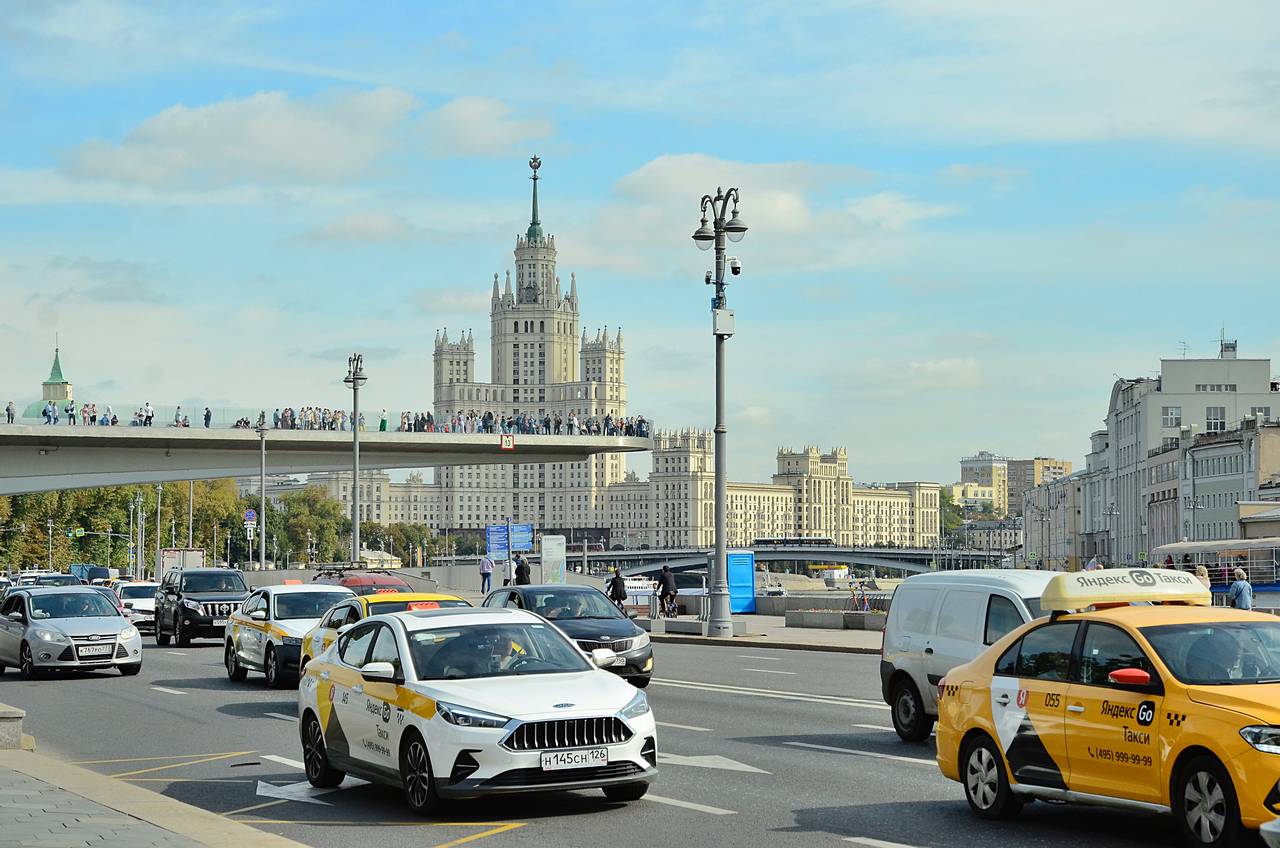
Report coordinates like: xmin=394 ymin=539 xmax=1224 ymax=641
xmin=938 ymin=487 xmax=965 ymax=537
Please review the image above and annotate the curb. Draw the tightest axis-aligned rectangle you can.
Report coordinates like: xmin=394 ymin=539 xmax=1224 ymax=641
xmin=649 ymin=634 xmax=880 ymax=654
xmin=0 ymin=749 xmax=309 ymax=848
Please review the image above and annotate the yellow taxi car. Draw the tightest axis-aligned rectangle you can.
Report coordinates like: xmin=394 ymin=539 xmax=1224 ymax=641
xmin=936 ymin=568 xmax=1280 ymax=847
xmin=300 ymin=592 xmax=470 ymax=671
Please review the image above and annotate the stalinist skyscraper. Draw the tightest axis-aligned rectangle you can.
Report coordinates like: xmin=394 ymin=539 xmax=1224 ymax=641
xmin=432 ymin=157 xmax=628 ymax=538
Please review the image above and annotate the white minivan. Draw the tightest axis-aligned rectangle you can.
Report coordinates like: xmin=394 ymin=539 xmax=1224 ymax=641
xmin=879 ymin=569 xmax=1056 ymax=741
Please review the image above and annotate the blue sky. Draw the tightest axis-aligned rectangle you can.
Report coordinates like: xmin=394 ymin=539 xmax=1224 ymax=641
xmin=2 ymin=1 xmax=1279 ymax=484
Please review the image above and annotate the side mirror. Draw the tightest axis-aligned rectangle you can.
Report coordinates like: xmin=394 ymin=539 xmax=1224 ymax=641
xmin=1108 ymin=667 xmax=1152 ymax=688
xmin=590 ymin=648 xmax=618 ymax=669
xmin=249 ymin=610 xmax=267 ymax=622
xmin=360 ymin=661 xmax=401 ymax=683
xmin=6 ymin=611 xmax=22 ymax=622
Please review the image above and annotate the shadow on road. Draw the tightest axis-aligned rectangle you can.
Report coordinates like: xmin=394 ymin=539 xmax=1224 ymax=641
xmin=216 ymin=699 xmax=298 ymax=720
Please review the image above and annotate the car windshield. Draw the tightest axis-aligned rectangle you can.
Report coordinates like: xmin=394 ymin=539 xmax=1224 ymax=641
xmin=1142 ymin=621 xmax=1280 ymax=685
xmin=409 ymin=622 xmax=591 ymax=680
xmin=274 ymin=592 xmax=349 ymax=620
xmin=37 ymin=575 xmax=79 ymax=586
xmin=117 ymin=585 xmax=156 ymax=600
xmin=30 ymin=592 xmax=119 ymax=619
xmin=368 ymin=599 xmax=471 ymax=614
xmin=527 ymin=589 xmax=623 ymax=620
xmin=91 ymin=588 xmax=120 ymax=604
xmin=181 ymin=573 xmax=247 ymax=593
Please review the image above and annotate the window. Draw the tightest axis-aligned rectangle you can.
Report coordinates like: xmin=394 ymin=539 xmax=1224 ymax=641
xmin=339 ymin=623 xmax=378 ymax=667
xmin=368 ymin=625 xmax=403 ymax=678
xmin=984 ymin=595 xmax=1024 ymax=645
xmin=936 ymin=590 xmax=984 ymax=640
xmin=994 ymin=640 xmax=1020 ymax=676
xmin=1014 ymin=622 xmax=1079 ymax=681
xmin=1251 ymin=406 xmax=1271 ymax=420
xmin=1162 ymin=406 xmax=1181 ymax=428
xmin=892 ymin=588 xmax=939 ymax=634
xmin=1206 ymin=407 xmax=1226 ymax=433
xmin=1077 ymin=624 xmax=1153 ymax=686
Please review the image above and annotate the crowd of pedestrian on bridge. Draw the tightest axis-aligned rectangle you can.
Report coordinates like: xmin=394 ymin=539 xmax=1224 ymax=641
xmin=391 ymin=409 xmax=649 ymax=437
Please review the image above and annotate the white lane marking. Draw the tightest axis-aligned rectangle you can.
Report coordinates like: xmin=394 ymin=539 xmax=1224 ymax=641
xmin=151 ymin=686 xmax=186 ymax=695
xmin=845 ymin=838 xmax=923 ymax=848
xmin=644 ymin=793 xmax=736 ymax=815
xmin=262 ymin=755 xmax=306 ymax=770
xmin=166 ymin=651 xmax=188 ymax=656
xmin=785 ymin=741 xmax=933 ymax=765
xmin=743 ymin=668 xmax=797 ymax=675
xmin=656 ymin=721 xmax=713 ymax=732
xmin=736 ymin=655 xmax=780 ymax=661
xmin=852 ymin=724 xmax=895 ymax=732
xmin=255 ymin=775 xmax=367 ymax=805
xmin=652 ymin=678 xmax=889 ymax=710
xmin=264 ymin=713 xmax=296 ymax=722
xmin=657 ymin=753 xmax=769 ymax=774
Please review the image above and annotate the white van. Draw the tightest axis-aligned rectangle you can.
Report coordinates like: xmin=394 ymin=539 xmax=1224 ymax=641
xmin=879 ymin=569 xmax=1056 ymax=741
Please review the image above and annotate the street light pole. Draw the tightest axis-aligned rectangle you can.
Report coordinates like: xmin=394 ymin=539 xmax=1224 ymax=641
xmin=256 ymin=425 xmax=268 ymax=569
xmin=692 ymin=187 xmax=747 ymax=637
xmin=46 ymin=518 xmax=53 ymax=569
xmin=154 ymin=484 xmax=162 ymax=575
xmin=344 ymin=354 xmax=367 ymax=565
xmin=187 ymin=480 xmax=194 ymax=547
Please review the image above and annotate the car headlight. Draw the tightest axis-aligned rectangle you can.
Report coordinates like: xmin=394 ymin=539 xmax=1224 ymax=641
xmin=632 ymin=631 xmax=650 ymax=650
xmin=118 ymin=626 xmax=139 ymax=641
xmin=620 ymin=690 xmax=650 ymax=720
xmin=180 ymin=598 xmax=201 ymax=611
xmin=1240 ymin=726 xmax=1280 ymax=754
xmin=436 ymin=700 xmax=510 ymax=729
xmin=281 ymin=636 xmax=302 ymax=646
xmin=34 ymin=628 xmax=70 ymax=644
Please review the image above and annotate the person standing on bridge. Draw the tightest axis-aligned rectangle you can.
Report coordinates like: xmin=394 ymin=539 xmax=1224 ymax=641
xmin=479 ymin=552 xmax=495 ymax=593
xmin=5 ymin=400 xmax=14 ymax=424
xmin=203 ymin=407 xmax=211 ymax=428
xmin=143 ymin=401 xmax=154 ymax=426
xmin=379 ymin=409 xmax=388 ymax=432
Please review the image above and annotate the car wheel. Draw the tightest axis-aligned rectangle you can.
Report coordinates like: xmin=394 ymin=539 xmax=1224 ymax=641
xmin=155 ymin=622 xmax=171 ymax=647
xmin=400 ymin=731 xmax=441 ymax=816
xmin=962 ymin=735 xmax=1022 ymax=820
xmin=174 ymin=617 xmax=190 ymax=647
xmin=1175 ymin=755 xmax=1244 ymax=847
xmin=264 ymin=646 xmax=287 ymax=689
xmin=603 ymin=782 xmax=649 ymax=802
xmin=118 ymin=663 xmax=141 ymax=676
xmin=890 ymin=678 xmax=934 ymax=742
xmin=19 ymin=643 xmax=42 ymax=680
xmin=225 ymin=642 xmax=247 ymax=682
xmin=302 ymin=714 xmax=344 ymax=788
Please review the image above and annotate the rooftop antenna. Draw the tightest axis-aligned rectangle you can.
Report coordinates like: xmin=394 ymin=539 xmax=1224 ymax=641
xmin=1177 ymin=340 xmax=1190 ymax=359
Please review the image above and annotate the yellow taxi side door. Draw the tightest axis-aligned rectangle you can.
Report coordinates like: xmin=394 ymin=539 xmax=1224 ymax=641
xmin=990 ymin=621 xmax=1079 ymax=790
xmin=1064 ymin=622 xmax=1164 ymax=802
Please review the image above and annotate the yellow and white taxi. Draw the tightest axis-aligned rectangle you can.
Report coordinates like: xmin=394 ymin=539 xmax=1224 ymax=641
xmin=299 ymin=592 xmax=471 ymax=671
xmin=937 ymin=568 xmax=1280 ymax=847
xmin=225 ymin=584 xmax=355 ymax=688
xmin=297 ymin=606 xmax=657 ymax=814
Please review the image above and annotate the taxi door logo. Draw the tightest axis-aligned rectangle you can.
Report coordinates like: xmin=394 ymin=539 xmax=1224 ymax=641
xmin=1016 ymin=688 xmax=1029 ymax=708
xmin=382 ymin=703 xmax=392 ymax=723
xmin=1129 ymin=570 xmax=1157 ymax=587
xmin=1136 ymin=700 xmax=1155 ymax=727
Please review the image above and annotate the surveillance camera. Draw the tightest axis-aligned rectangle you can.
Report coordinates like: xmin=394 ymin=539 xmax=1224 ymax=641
xmin=728 ymin=256 xmax=742 ymax=276
xmin=704 ymin=270 xmax=713 ymax=285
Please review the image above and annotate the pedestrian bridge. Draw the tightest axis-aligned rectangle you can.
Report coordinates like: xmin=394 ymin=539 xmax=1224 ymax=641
xmin=0 ymin=425 xmax=651 ymax=495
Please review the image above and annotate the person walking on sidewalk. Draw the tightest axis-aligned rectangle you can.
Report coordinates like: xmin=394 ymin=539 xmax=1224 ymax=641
xmin=1229 ymin=568 xmax=1254 ymax=610
xmin=607 ymin=568 xmax=628 ymax=609
xmin=479 ymin=552 xmax=495 ymax=594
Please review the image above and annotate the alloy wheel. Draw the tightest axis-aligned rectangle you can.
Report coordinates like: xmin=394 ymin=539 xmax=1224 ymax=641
xmin=20 ymin=644 xmax=33 ymax=678
xmin=304 ymin=720 xmax=325 ymax=781
xmin=966 ymin=746 xmax=998 ymax=810
xmin=404 ymin=740 xmax=431 ymax=809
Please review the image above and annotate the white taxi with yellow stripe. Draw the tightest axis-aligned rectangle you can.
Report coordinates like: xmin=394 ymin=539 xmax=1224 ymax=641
xmin=297 ymin=606 xmax=658 ymax=814
xmin=225 ymin=584 xmax=355 ymax=688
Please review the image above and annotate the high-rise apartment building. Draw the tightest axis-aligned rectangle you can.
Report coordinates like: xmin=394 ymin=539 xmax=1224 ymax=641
xmin=1007 ymin=457 xmax=1073 ymax=517
xmin=960 ymin=452 xmax=1009 ymax=516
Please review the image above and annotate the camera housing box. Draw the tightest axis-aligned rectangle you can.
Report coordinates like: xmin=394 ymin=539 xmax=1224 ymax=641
xmin=712 ymin=308 xmax=735 ymax=337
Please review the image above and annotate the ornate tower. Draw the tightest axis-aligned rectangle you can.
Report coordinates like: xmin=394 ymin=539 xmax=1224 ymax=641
xmin=42 ymin=347 xmax=73 ymax=404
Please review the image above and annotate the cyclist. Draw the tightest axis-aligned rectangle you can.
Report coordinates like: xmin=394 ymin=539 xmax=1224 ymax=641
xmin=658 ymin=565 xmax=678 ymax=618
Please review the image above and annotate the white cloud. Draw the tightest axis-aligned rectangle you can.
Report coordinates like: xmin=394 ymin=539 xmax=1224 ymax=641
xmin=845 ymin=192 xmax=955 ymax=231
xmin=63 ymin=88 xmax=419 ymax=187
xmin=298 ymin=211 xmax=418 ymax=244
xmin=411 ymin=288 xmax=492 ymax=314
xmin=941 ymin=163 xmax=1026 ymax=190
xmin=422 ymin=97 xmax=553 ymax=158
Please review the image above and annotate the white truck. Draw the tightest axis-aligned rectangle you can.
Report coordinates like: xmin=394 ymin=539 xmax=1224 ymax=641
xmin=155 ymin=548 xmax=207 ymax=583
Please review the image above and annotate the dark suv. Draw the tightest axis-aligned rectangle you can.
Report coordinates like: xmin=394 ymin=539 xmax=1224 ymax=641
xmin=155 ymin=568 xmax=250 ymax=646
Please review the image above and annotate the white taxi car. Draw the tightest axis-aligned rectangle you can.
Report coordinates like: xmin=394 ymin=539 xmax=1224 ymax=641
xmin=297 ymin=607 xmax=658 ymax=814
xmin=225 ymin=584 xmax=354 ymax=688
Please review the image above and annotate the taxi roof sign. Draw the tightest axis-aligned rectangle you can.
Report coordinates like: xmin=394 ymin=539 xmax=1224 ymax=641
xmin=1041 ymin=568 xmax=1211 ymax=612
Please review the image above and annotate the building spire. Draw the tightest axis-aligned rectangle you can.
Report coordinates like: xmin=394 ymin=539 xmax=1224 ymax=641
xmin=526 ymin=155 xmax=543 ymax=242
xmin=47 ymin=347 xmax=66 ymax=384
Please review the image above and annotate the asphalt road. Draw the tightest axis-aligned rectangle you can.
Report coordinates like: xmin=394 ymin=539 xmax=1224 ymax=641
xmin=0 ymin=639 xmax=1196 ymax=848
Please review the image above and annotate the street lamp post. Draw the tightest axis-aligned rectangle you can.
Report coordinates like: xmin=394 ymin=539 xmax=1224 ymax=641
xmin=692 ymin=186 xmax=747 ymax=637
xmin=45 ymin=519 xmax=53 ymax=569
xmin=154 ymin=484 xmax=162 ymax=575
xmin=1103 ymin=503 xmax=1120 ymax=564
xmin=134 ymin=492 xmax=144 ymax=577
xmin=256 ymin=424 xmax=268 ymax=570
xmin=344 ymin=354 xmax=367 ymax=565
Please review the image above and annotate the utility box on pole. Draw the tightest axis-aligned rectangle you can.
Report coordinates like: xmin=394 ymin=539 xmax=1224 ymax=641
xmin=156 ymin=548 xmax=206 ymax=583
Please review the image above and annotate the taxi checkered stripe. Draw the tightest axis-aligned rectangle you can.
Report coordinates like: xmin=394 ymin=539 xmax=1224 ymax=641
xmin=1165 ymin=711 xmax=1187 ymax=727
xmin=943 ymin=684 xmax=960 ymax=698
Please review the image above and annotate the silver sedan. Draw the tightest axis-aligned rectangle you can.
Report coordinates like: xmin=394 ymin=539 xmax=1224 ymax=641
xmin=0 ymin=587 xmax=143 ymax=678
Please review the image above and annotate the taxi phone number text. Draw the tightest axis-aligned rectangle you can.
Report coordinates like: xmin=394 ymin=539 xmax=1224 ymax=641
xmin=1087 ymin=747 xmax=1153 ymax=767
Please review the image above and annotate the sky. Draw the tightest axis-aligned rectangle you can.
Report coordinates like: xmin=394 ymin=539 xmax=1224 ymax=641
xmin=2 ymin=0 xmax=1279 ymax=485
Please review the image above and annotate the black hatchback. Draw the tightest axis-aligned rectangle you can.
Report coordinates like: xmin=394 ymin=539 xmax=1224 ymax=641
xmin=154 ymin=568 xmax=250 ymax=646
xmin=482 ymin=584 xmax=653 ymax=687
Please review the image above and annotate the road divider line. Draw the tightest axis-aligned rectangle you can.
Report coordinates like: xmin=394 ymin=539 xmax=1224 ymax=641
xmin=166 ymin=651 xmax=188 ymax=656
xmin=845 ymin=837 xmax=923 ymax=848
xmin=743 ymin=668 xmax=797 ymax=675
xmin=262 ymin=754 xmax=306 ymax=770
xmin=111 ymin=750 xmax=255 ymax=778
xmin=263 ymin=712 xmax=296 ymax=722
xmin=151 ymin=686 xmax=186 ymax=695
xmin=656 ymin=721 xmax=713 ymax=732
xmin=784 ymin=741 xmax=933 ymax=765
xmin=736 ymin=655 xmax=781 ymax=661
xmin=851 ymin=724 xmax=895 ymax=732
xmin=644 ymin=794 xmax=736 ymax=815
xmin=652 ymin=678 xmax=888 ymax=710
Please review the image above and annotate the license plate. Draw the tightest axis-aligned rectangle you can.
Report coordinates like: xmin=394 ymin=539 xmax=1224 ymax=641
xmin=213 ymin=619 xmax=228 ymax=627
xmin=540 ymin=748 xmax=608 ymax=771
xmin=77 ymin=644 xmax=113 ymax=657
xmin=612 ymin=656 xmax=627 ymax=667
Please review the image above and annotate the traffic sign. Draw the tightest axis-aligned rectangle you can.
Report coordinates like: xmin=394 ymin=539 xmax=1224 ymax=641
xmin=74 ymin=527 xmax=85 ymax=538
xmin=500 ymin=434 xmax=515 ymax=451
xmin=243 ymin=508 xmax=257 ymax=523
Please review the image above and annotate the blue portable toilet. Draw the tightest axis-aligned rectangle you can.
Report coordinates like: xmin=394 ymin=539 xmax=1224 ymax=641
xmin=726 ymin=550 xmax=757 ymax=613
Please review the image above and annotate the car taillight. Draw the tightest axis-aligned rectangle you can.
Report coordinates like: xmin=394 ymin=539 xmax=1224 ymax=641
xmin=937 ymin=677 xmax=947 ymax=702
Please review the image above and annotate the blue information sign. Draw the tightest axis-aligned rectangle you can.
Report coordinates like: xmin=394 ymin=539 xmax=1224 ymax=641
xmin=510 ymin=523 xmax=534 ymax=552
xmin=485 ymin=524 xmax=509 ymax=557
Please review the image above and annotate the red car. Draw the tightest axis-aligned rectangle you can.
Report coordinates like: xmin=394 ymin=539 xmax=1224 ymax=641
xmin=311 ymin=569 xmax=412 ymax=596
xmin=88 ymin=585 xmax=128 ymax=617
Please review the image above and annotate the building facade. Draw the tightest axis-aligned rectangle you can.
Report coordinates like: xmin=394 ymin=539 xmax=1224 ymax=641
xmin=958 ymin=518 xmax=1024 ymax=553
xmin=960 ymin=452 xmax=1009 ymax=516
xmin=1007 ymin=457 xmax=1073 ymax=518
xmin=949 ymin=482 xmax=996 ymax=513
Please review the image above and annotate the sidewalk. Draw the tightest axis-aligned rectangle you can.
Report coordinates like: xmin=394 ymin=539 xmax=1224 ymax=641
xmin=0 ymin=749 xmax=307 ymax=848
xmin=648 ymin=614 xmax=883 ymax=654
